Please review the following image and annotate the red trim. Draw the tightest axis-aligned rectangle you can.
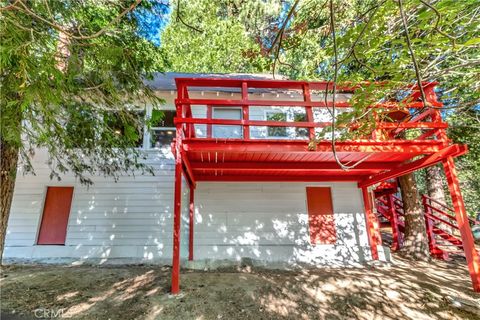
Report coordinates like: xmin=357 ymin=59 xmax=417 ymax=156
xmin=443 ymin=156 xmax=480 ymax=292
xmin=171 ymin=122 xmax=183 ymax=294
xmin=362 ymin=187 xmax=381 ymax=260
xmin=206 ymin=106 xmax=212 ymax=138
xmin=195 ymin=175 xmax=365 ymax=182
xmin=388 ymin=194 xmax=401 ymax=251
xmin=188 ymin=184 xmax=194 ymax=261
xmin=175 ymin=98 xmax=441 ymax=109
xmin=192 ymin=161 xmax=401 ymax=170
xmin=182 ymin=151 xmax=196 ymax=188
xmin=183 ymin=139 xmax=444 ymax=154
xmin=359 ymin=144 xmax=468 ymax=188
xmin=175 ymin=77 xmax=438 ymax=93
xmin=241 ymin=82 xmax=250 ymax=140
xmin=303 ymin=83 xmax=315 ymax=139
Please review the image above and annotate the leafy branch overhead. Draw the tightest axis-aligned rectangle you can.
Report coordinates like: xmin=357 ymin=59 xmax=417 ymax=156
xmin=1 ymin=0 xmax=165 ymax=185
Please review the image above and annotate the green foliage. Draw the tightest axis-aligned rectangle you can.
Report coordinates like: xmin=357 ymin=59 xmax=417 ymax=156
xmin=1 ymin=0 xmax=165 ymax=185
xmin=447 ymin=109 xmax=480 ymax=215
xmin=160 ymin=0 xmax=274 ymax=73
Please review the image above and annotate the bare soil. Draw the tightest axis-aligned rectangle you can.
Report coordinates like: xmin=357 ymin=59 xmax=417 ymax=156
xmin=1 ymin=255 xmax=479 ymax=320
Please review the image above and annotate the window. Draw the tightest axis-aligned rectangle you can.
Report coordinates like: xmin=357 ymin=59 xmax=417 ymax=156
xmin=266 ymin=111 xmax=287 ymax=137
xmin=293 ymin=111 xmax=309 ymax=138
xmin=103 ymin=110 xmax=144 ymax=147
xmin=37 ymin=187 xmax=74 ymax=245
xmin=212 ymin=107 xmax=243 ymax=138
xmin=149 ymin=110 xmax=176 ymax=148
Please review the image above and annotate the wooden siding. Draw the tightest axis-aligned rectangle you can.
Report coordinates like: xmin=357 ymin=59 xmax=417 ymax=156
xmin=5 ymin=149 xmax=371 ymax=265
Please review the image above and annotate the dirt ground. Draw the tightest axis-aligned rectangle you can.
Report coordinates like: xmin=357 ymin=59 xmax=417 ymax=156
xmin=1 ymin=255 xmax=479 ymax=320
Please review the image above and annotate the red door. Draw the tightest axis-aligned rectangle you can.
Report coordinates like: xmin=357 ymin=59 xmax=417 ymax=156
xmin=306 ymin=187 xmax=336 ymax=244
xmin=37 ymin=187 xmax=74 ymax=245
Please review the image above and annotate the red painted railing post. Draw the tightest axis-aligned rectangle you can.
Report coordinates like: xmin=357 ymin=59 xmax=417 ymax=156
xmin=388 ymin=194 xmax=401 ymax=251
xmin=303 ymin=84 xmax=315 ymax=140
xmin=422 ymin=195 xmax=438 ymax=256
xmin=242 ymin=82 xmax=250 ymax=140
xmin=362 ymin=187 xmax=381 ymax=260
xmin=188 ymin=184 xmax=195 ymax=261
xmin=171 ymin=103 xmax=184 ymax=294
xmin=206 ymin=106 xmax=212 ymax=138
xmin=443 ymin=156 xmax=480 ymax=292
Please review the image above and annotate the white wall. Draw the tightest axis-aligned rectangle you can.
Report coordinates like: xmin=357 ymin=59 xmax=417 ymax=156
xmin=3 ymin=149 xmax=190 ymax=264
xmin=192 ymin=182 xmax=373 ymax=267
xmin=5 ymin=163 xmax=373 ymax=266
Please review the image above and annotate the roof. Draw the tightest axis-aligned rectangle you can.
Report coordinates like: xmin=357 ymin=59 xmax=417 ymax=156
xmin=144 ymin=72 xmax=289 ymax=93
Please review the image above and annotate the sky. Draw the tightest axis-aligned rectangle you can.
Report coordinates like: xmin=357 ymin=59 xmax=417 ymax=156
xmin=133 ymin=0 xmax=171 ymax=46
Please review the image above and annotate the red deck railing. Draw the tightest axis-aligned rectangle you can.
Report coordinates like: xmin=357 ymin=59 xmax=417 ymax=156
xmin=174 ymin=78 xmax=448 ymax=144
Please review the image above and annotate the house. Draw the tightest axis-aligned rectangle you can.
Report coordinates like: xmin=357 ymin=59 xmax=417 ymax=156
xmin=4 ymin=73 xmax=478 ymax=294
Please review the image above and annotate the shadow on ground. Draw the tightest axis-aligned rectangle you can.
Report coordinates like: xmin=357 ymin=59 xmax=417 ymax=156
xmin=1 ymin=255 xmax=478 ymax=320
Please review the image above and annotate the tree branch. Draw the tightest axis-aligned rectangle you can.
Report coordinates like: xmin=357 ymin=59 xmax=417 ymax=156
xmin=13 ymin=0 xmax=142 ymax=40
xmin=419 ymin=0 xmax=457 ymax=45
xmin=176 ymin=0 xmax=203 ymax=33
xmin=398 ymin=0 xmax=428 ymax=109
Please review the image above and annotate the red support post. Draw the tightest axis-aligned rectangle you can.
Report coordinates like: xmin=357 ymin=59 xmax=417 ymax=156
xmin=362 ymin=187 xmax=381 ymax=260
xmin=188 ymin=184 xmax=195 ymax=261
xmin=422 ymin=195 xmax=438 ymax=256
xmin=302 ymin=84 xmax=315 ymax=140
xmin=171 ymin=110 xmax=184 ymax=294
xmin=443 ymin=156 xmax=480 ymax=292
xmin=242 ymin=82 xmax=250 ymax=140
xmin=206 ymin=106 xmax=212 ymax=138
xmin=388 ymin=194 xmax=401 ymax=251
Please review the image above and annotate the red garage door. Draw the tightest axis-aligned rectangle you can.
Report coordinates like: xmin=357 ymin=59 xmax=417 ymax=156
xmin=37 ymin=187 xmax=74 ymax=245
xmin=306 ymin=187 xmax=336 ymax=245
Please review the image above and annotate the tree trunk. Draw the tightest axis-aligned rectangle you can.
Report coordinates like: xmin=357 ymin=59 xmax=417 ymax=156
xmin=398 ymin=173 xmax=430 ymax=260
xmin=426 ymin=164 xmax=451 ymax=232
xmin=0 ymin=137 xmax=19 ymax=263
xmin=426 ymin=164 xmax=447 ymax=205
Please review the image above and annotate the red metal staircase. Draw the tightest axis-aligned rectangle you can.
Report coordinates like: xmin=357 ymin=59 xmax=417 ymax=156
xmin=374 ymin=190 xmax=478 ymax=261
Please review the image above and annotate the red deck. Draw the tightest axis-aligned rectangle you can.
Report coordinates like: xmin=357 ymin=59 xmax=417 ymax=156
xmin=169 ymin=77 xmax=478 ymax=294
xmin=174 ymin=78 xmax=462 ymax=185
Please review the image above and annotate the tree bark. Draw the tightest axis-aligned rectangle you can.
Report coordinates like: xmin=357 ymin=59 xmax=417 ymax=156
xmin=426 ymin=164 xmax=451 ymax=232
xmin=398 ymin=173 xmax=430 ymax=260
xmin=0 ymin=138 xmax=19 ymax=263
xmin=426 ymin=164 xmax=447 ymax=206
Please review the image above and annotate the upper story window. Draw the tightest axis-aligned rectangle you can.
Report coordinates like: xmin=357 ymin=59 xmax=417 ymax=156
xmin=266 ymin=111 xmax=287 ymax=138
xmin=293 ymin=111 xmax=308 ymax=138
xmin=147 ymin=109 xmax=176 ymax=148
xmin=266 ymin=109 xmax=309 ymax=139
xmin=104 ymin=110 xmax=145 ymax=147
xmin=212 ymin=107 xmax=243 ymax=139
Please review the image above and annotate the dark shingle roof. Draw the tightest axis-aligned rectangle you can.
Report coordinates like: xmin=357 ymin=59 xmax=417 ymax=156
xmin=144 ymin=72 xmax=289 ymax=92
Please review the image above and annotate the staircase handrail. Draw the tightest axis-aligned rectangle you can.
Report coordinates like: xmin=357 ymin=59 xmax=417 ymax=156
xmin=425 ymin=204 xmax=457 ymax=223
xmin=424 ymin=212 xmax=460 ymax=231
xmin=422 ymin=194 xmax=454 ymax=212
xmin=422 ymin=194 xmax=479 ymax=225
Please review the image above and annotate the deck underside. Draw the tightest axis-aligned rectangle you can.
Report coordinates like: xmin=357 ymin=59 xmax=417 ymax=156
xmin=181 ymin=138 xmax=460 ymax=183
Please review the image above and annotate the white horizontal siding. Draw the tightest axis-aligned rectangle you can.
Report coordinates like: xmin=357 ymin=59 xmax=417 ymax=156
xmin=4 ymin=148 xmax=189 ymax=263
xmin=5 ymin=155 xmax=375 ymax=266
xmin=192 ymin=182 xmax=372 ymax=266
